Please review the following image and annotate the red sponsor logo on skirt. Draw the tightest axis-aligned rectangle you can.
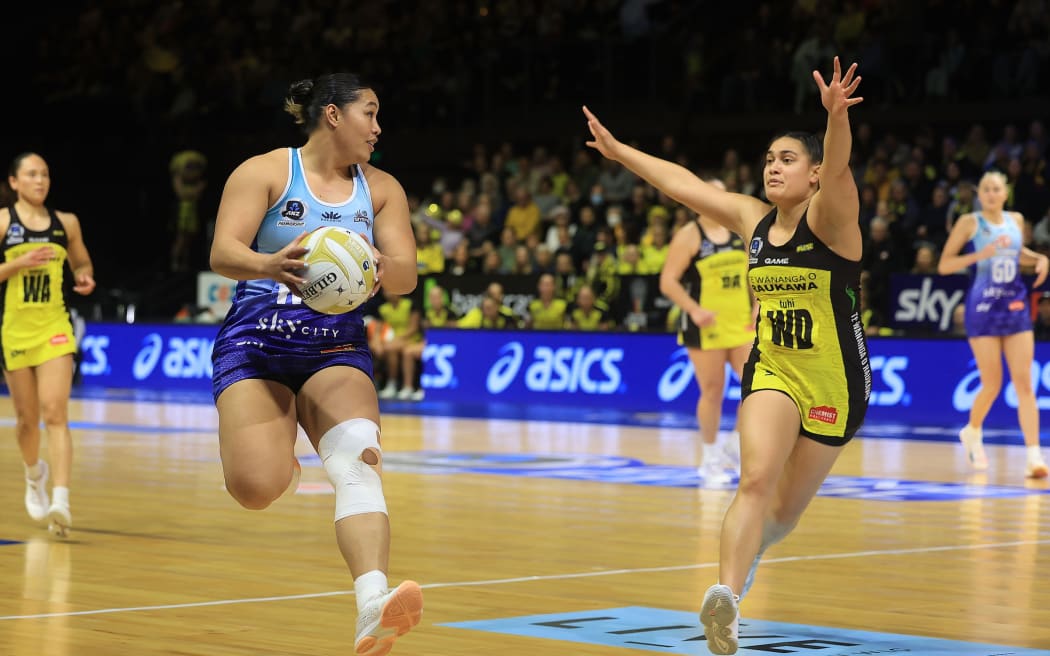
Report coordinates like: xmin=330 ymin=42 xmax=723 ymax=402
xmin=808 ymin=405 xmax=838 ymax=424
xmin=49 ymin=334 xmax=70 ymax=345
xmin=1009 ymin=300 xmax=1025 ymax=311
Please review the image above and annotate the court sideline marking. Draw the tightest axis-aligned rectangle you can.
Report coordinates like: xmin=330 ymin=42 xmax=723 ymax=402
xmin=2 ymin=537 xmax=1048 ymax=621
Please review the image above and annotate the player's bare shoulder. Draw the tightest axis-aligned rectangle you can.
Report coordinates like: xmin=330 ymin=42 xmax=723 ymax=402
xmin=53 ymin=210 xmax=83 ymax=234
xmin=360 ymin=162 xmax=406 ymax=212
xmin=954 ymin=211 xmax=979 ymax=234
xmin=225 ymin=148 xmax=290 ymax=206
xmin=240 ymin=148 xmax=290 ymax=182
xmin=0 ymin=206 xmax=10 ymax=232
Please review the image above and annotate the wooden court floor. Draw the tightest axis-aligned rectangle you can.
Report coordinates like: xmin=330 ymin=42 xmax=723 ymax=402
xmin=1 ymin=394 xmax=1049 ymax=655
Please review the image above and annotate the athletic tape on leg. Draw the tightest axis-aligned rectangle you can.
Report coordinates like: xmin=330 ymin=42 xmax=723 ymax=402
xmin=318 ymin=418 xmax=387 ymax=521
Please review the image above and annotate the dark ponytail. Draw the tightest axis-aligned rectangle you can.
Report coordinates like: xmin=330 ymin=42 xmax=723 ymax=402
xmin=283 ymin=73 xmax=371 ymax=135
xmin=2 ymin=152 xmax=39 ymax=206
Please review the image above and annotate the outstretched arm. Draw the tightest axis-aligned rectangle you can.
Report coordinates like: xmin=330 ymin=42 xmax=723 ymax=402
xmin=582 ymin=106 xmax=768 ymax=239
xmin=808 ymin=57 xmax=863 ymax=256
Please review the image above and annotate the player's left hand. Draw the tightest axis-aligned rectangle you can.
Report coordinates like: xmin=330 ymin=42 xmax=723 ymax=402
xmin=360 ymin=233 xmax=384 ymax=297
xmin=1035 ymin=254 xmax=1049 ymax=288
xmin=813 ymin=56 xmax=863 ymax=115
xmin=73 ymin=271 xmax=95 ymax=295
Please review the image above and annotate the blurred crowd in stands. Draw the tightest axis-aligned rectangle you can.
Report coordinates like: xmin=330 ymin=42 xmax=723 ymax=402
xmin=25 ymin=0 xmax=1050 ymax=130
xmin=384 ymin=117 xmax=1050 ymax=334
xmin=11 ymin=0 xmax=1050 ymax=351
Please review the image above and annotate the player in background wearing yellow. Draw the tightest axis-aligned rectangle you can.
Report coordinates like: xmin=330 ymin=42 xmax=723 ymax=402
xmin=209 ymin=73 xmax=422 ymax=655
xmin=527 ymin=273 xmax=569 ymax=329
xmin=585 ymin=57 xmax=868 ymax=654
xmin=0 ymin=152 xmax=95 ymax=537
xmin=566 ymin=284 xmax=613 ymax=330
xmin=938 ymin=170 xmax=1049 ymax=478
xmin=660 ymin=178 xmax=755 ymax=486
xmin=371 ymin=288 xmax=421 ymax=400
xmin=399 ymin=284 xmax=459 ymax=401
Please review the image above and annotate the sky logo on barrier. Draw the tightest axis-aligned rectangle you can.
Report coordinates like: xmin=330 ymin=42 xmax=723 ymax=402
xmin=442 ymin=606 xmax=1050 ymax=655
xmin=486 ymin=342 xmax=624 ymax=395
xmin=894 ymin=276 xmax=965 ymax=331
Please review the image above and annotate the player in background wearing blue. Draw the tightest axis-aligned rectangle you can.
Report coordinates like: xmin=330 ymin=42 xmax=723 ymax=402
xmin=209 ymin=73 xmax=422 ymax=655
xmin=938 ymin=170 xmax=1049 ymax=479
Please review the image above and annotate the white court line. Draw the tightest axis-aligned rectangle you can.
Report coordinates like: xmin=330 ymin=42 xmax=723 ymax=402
xmin=3 ymin=537 xmax=1048 ymax=621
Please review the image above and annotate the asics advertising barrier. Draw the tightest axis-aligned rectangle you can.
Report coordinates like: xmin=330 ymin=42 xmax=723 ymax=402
xmin=78 ymin=323 xmax=218 ymax=390
xmin=422 ymin=328 xmax=1050 ymax=428
xmin=73 ymin=323 xmax=1050 ymax=430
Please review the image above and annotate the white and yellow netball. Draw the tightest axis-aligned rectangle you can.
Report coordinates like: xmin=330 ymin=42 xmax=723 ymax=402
xmin=297 ymin=227 xmax=377 ymax=314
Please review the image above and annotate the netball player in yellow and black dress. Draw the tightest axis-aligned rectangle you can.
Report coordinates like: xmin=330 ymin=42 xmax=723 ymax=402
xmin=586 ymin=57 xmax=867 ymax=654
xmin=399 ymin=284 xmax=460 ymax=401
xmin=0 ymin=153 xmax=95 ymax=537
xmin=660 ymin=180 xmax=755 ymax=486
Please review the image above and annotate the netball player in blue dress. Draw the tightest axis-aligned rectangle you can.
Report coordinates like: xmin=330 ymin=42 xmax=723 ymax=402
xmin=209 ymin=73 xmax=422 ymax=655
xmin=938 ymin=170 xmax=1049 ymax=479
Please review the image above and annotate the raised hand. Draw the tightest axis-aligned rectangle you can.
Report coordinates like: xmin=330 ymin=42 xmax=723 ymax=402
xmin=582 ymin=105 xmax=623 ymax=162
xmin=812 ymin=56 xmax=863 ymax=115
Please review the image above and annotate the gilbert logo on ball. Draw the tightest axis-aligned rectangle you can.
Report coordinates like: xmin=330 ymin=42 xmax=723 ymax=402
xmin=298 ymin=227 xmax=377 ymax=314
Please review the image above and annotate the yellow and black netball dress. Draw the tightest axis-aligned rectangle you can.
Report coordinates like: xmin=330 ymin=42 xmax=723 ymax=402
xmin=742 ymin=208 xmax=870 ymax=443
xmin=677 ymin=221 xmax=754 ymax=350
xmin=1 ymin=207 xmax=77 ymax=370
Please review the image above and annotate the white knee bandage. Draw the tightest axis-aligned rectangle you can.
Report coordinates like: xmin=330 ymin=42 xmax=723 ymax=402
xmin=317 ymin=418 xmax=387 ymax=522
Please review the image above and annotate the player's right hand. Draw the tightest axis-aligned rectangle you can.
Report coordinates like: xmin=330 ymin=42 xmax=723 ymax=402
xmin=17 ymin=246 xmax=53 ymax=269
xmin=267 ymin=231 xmax=309 ymax=293
xmin=689 ymin=306 xmax=718 ymax=327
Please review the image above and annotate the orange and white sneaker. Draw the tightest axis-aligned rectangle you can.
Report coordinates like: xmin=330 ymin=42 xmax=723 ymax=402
xmin=700 ymin=583 xmax=739 ymax=655
xmin=355 ymin=580 xmax=423 ymax=656
xmin=959 ymin=425 xmax=988 ymax=471
xmin=1025 ymin=457 xmax=1049 ymax=479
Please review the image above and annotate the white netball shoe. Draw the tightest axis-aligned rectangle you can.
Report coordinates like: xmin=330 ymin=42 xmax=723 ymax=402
xmin=47 ymin=502 xmax=72 ymax=538
xmin=24 ymin=461 xmax=50 ymax=522
xmin=959 ymin=425 xmax=988 ymax=471
xmin=1026 ymin=455 xmax=1049 ymax=479
xmin=700 ymin=583 xmax=739 ymax=655
xmin=697 ymin=459 xmax=733 ymax=487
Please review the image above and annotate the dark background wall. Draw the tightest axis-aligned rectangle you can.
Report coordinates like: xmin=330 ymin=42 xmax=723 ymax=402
xmin=5 ymin=0 xmax=1049 ymax=320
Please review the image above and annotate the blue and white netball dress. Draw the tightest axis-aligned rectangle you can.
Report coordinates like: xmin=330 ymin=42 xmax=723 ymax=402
xmin=212 ymin=149 xmax=377 ymax=400
xmin=964 ymin=213 xmax=1031 ymax=337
